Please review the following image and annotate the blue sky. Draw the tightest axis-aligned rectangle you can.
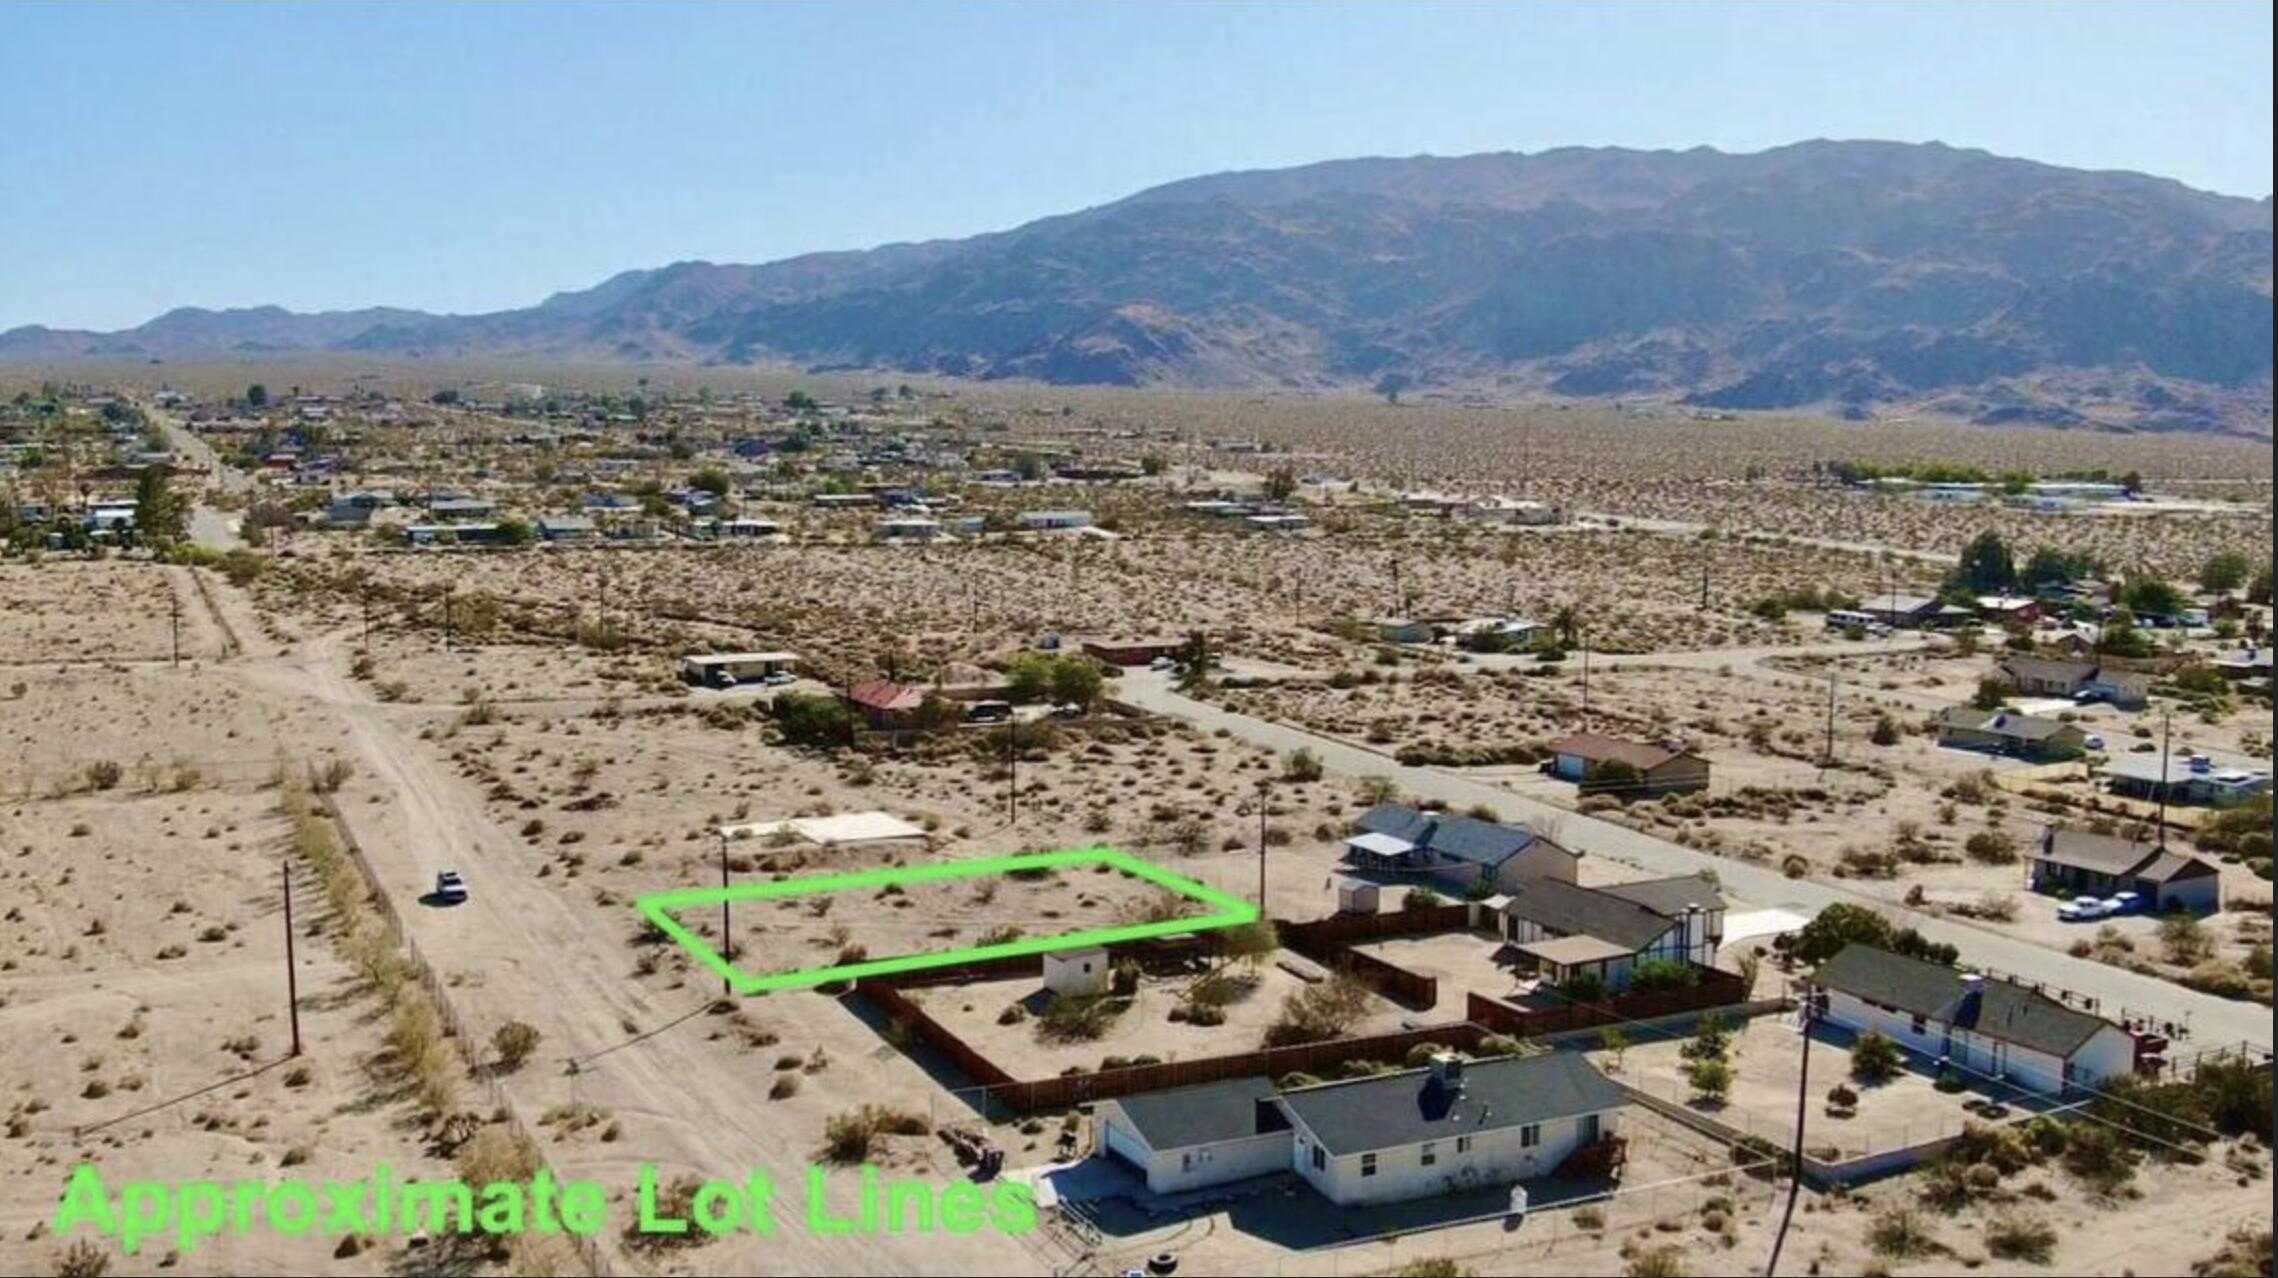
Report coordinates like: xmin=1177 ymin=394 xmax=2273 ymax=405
xmin=2 ymin=1 xmax=2270 ymax=331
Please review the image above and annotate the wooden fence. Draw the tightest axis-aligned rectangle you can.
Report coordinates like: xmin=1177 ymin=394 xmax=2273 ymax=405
xmin=863 ymin=973 xmax=1487 ymax=1115
xmin=857 ymin=906 xmax=1490 ymax=1115
xmin=1466 ymin=965 xmax=1750 ymax=1037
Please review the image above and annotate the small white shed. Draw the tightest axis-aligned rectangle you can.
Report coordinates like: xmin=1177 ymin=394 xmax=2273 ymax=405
xmin=1335 ymin=877 xmax=1381 ymax=915
xmin=1042 ymin=946 xmax=1111 ymax=996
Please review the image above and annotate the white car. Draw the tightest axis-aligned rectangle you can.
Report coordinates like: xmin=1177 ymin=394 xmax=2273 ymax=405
xmin=433 ymin=870 xmax=469 ymax=904
xmin=761 ymin=670 xmax=797 ymax=686
xmin=2057 ymin=894 xmax=2106 ymax=922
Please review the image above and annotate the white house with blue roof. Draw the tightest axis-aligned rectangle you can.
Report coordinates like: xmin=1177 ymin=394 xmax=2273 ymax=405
xmin=1342 ymin=805 xmax=1578 ymax=895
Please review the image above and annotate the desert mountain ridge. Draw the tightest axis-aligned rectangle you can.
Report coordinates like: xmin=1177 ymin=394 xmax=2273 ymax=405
xmin=6 ymin=140 xmax=2271 ymax=434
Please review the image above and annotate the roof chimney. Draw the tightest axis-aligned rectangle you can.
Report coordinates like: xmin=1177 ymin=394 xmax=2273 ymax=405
xmin=1428 ymin=1051 xmax=1465 ymax=1092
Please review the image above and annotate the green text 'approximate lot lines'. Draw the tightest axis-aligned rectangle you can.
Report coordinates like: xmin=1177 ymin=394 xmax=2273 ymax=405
xmin=635 ymin=846 xmax=1257 ymax=994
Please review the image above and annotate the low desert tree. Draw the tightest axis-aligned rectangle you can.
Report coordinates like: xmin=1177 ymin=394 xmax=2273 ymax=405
xmin=1971 ymin=677 xmax=2010 ymax=711
xmin=772 ymin=693 xmax=858 ymax=749
xmin=245 ymin=383 xmax=269 ymax=408
xmin=53 ymin=1239 xmax=111 ymax=1278
xmin=1598 ymin=1025 xmax=1630 ymax=1071
xmin=1870 ymin=714 xmax=1903 ymax=746
xmin=1786 ymin=902 xmax=1959 ymax=967
xmin=1263 ymin=466 xmax=1298 ymax=502
xmin=2121 ymin=575 xmax=2186 ymax=618
xmin=1048 ymin=656 xmax=1104 ymax=712
xmin=1850 ymin=1030 xmax=1903 ymax=1083
xmin=2201 ymin=551 xmax=2254 ymax=594
xmin=689 ymin=467 xmax=732 ymax=498
xmin=493 ymin=516 xmax=535 ymax=546
xmin=1220 ymin=918 xmax=1278 ymax=970
xmin=1005 ymin=657 xmax=1052 ymax=704
xmin=1685 ymin=1055 xmax=1734 ymax=1104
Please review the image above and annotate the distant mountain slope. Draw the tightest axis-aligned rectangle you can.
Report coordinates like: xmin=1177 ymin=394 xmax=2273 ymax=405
xmin=6 ymin=141 xmax=2270 ymax=431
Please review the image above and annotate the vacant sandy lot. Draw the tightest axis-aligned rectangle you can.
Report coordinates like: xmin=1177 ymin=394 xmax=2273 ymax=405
xmin=0 ymin=778 xmax=473 ymax=1277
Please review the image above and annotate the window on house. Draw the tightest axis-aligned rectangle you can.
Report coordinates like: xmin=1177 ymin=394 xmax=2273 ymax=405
xmin=1311 ymin=1144 xmax=1326 ymax=1171
xmin=1456 ymin=1135 xmax=1473 ymax=1154
xmin=1360 ymin=1153 xmax=1378 ymax=1177
xmin=1910 ymin=1014 xmax=1927 ymax=1035
xmin=1520 ymin=1124 xmax=1541 ymax=1148
xmin=1420 ymin=1142 xmax=1437 ymax=1167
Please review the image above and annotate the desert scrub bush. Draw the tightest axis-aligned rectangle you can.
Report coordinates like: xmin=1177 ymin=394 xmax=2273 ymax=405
xmin=1263 ymin=971 xmax=1374 ymax=1047
xmin=1037 ymin=992 xmax=1124 ymax=1043
xmin=818 ymin=1104 xmax=929 ymax=1164
xmin=1984 ymin=1211 xmax=2058 ymax=1263
xmin=53 ymin=1238 xmax=112 ymax=1277
xmin=1623 ymin=1243 xmax=1686 ymax=1277
xmin=1867 ymin=1203 xmax=1939 ymax=1259
xmin=491 ymin=1020 xmax=542 ymax=1071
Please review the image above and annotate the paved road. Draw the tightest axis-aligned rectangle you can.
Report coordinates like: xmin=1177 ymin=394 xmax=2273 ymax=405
xmin=1119 ymin=670 xmax=2271 ymax=1050
xmin=143 ymin=403 xmax=247 ymax=549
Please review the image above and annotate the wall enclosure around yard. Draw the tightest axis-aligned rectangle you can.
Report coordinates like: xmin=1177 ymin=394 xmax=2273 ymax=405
xmin=859 ymin=907 xmax=1752 ymax=1116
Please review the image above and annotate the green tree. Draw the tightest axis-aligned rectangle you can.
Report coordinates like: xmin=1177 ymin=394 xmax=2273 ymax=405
xmin=1972 ymin=677 xmax=2010 ymax=711
xmin=1014 ymin=453 xmax=1046 ymax=482
xmin=245 ymin=383 xmax=269 ymax=408
xmin=773 ymin=693 xmax=858 ymax=748
xmin=132 ymin=466 xmax=186 ymax=546
xmin=2200 ymin=551 xmax=2254 ymax=594
xmin=1005 ymin=657 xmax=1052 ymax=704
xmin=1787 ymin=902 xmax=1958 ymax=966
xmin=1851 ymin=1030 xmax=1903 ymax=1083
xmin=2023 ymin=545 xmax=2098 ymax=589
xmin=2250 ymin=564 xmax=2274 ymax=605
xmin=1282 ymin=748 xmax=1324 ymax=783
xmin=690 ymin=467 xmax=732 ymax=498
xmin=1952 ymin=531 xmax=2017 ymax=595
xmin=1048 ymin=656 xmax=1104 ymax=712
xmin=1262 ymin=466 xmax=1297 ymax=502
xmin=2121 ymin=576 xmax=2186 ymax=618
xmin=493 ymin=516 xmax=536 ymax=546
xmin=785 ymin=389 xmax=818 ymax=411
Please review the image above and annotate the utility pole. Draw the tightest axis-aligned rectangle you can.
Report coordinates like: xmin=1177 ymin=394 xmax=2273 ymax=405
xmin=282 ymin=861 xmax=303 ymax=1057
xmin=360 ymin=584 xmax=372 ymax=651
xmin=1255 ymin=778 xmax=1271 ymax=914
xmin=1005 ymin=715 xmax=1017 ymax=823
xmin=1763 ymin=999 xmax=1816 ymax=1276
xmin=170 ymin=590 xmax=181 ymax=668
xmin=1699 ymin=557 xmax=1709 ymax=612
xmin=2155 ymin=712 xmax=2172 ymax=848
xmin=1821 ymin=672 xmax=1837 ymax=771
xmin=1580 ymin=626 xmax=1591 ymax=722
xmin=442 ymin=583 xmax=454 ymax=651
xmin=718 ymin=832 xmax=734 ymax=997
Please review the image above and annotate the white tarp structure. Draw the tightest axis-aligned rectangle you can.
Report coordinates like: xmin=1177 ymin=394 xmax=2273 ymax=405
xmin=1721 ymin=907 xmax=1813 ymax=948
xmin=718 ymin=811 xmax=926 ymax=846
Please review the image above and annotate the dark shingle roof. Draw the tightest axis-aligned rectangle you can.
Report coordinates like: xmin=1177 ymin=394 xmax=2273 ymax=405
xmin=1593 ymin=874 xmax=1725 ymax=917
xmin=1276 ymin=1052 xmax=1623 ymax=1157
xmin=1501 ymin=879 xmax=1675 ymax=951
xmin=2036 ymin=828 xmax=2154 ymax=877
xmin=1353 ymin=805 xmax=1552 ymax=869
xmin=1935 ymin=707 xmax=2077 ymax=742
xmin=1106 ymin=1076 xmax=1287 ymax=1151
xmin=1813 ymin=944 xmax=2113 ymax=1059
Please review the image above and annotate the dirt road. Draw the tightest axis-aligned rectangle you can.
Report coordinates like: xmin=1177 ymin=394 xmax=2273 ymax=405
xmin=226 ymin=628 xmax=1056 ymax=1274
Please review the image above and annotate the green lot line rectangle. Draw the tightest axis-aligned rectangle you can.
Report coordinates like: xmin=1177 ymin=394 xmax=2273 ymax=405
xmin=636 ymin=846 xmax=1258 ymax=994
